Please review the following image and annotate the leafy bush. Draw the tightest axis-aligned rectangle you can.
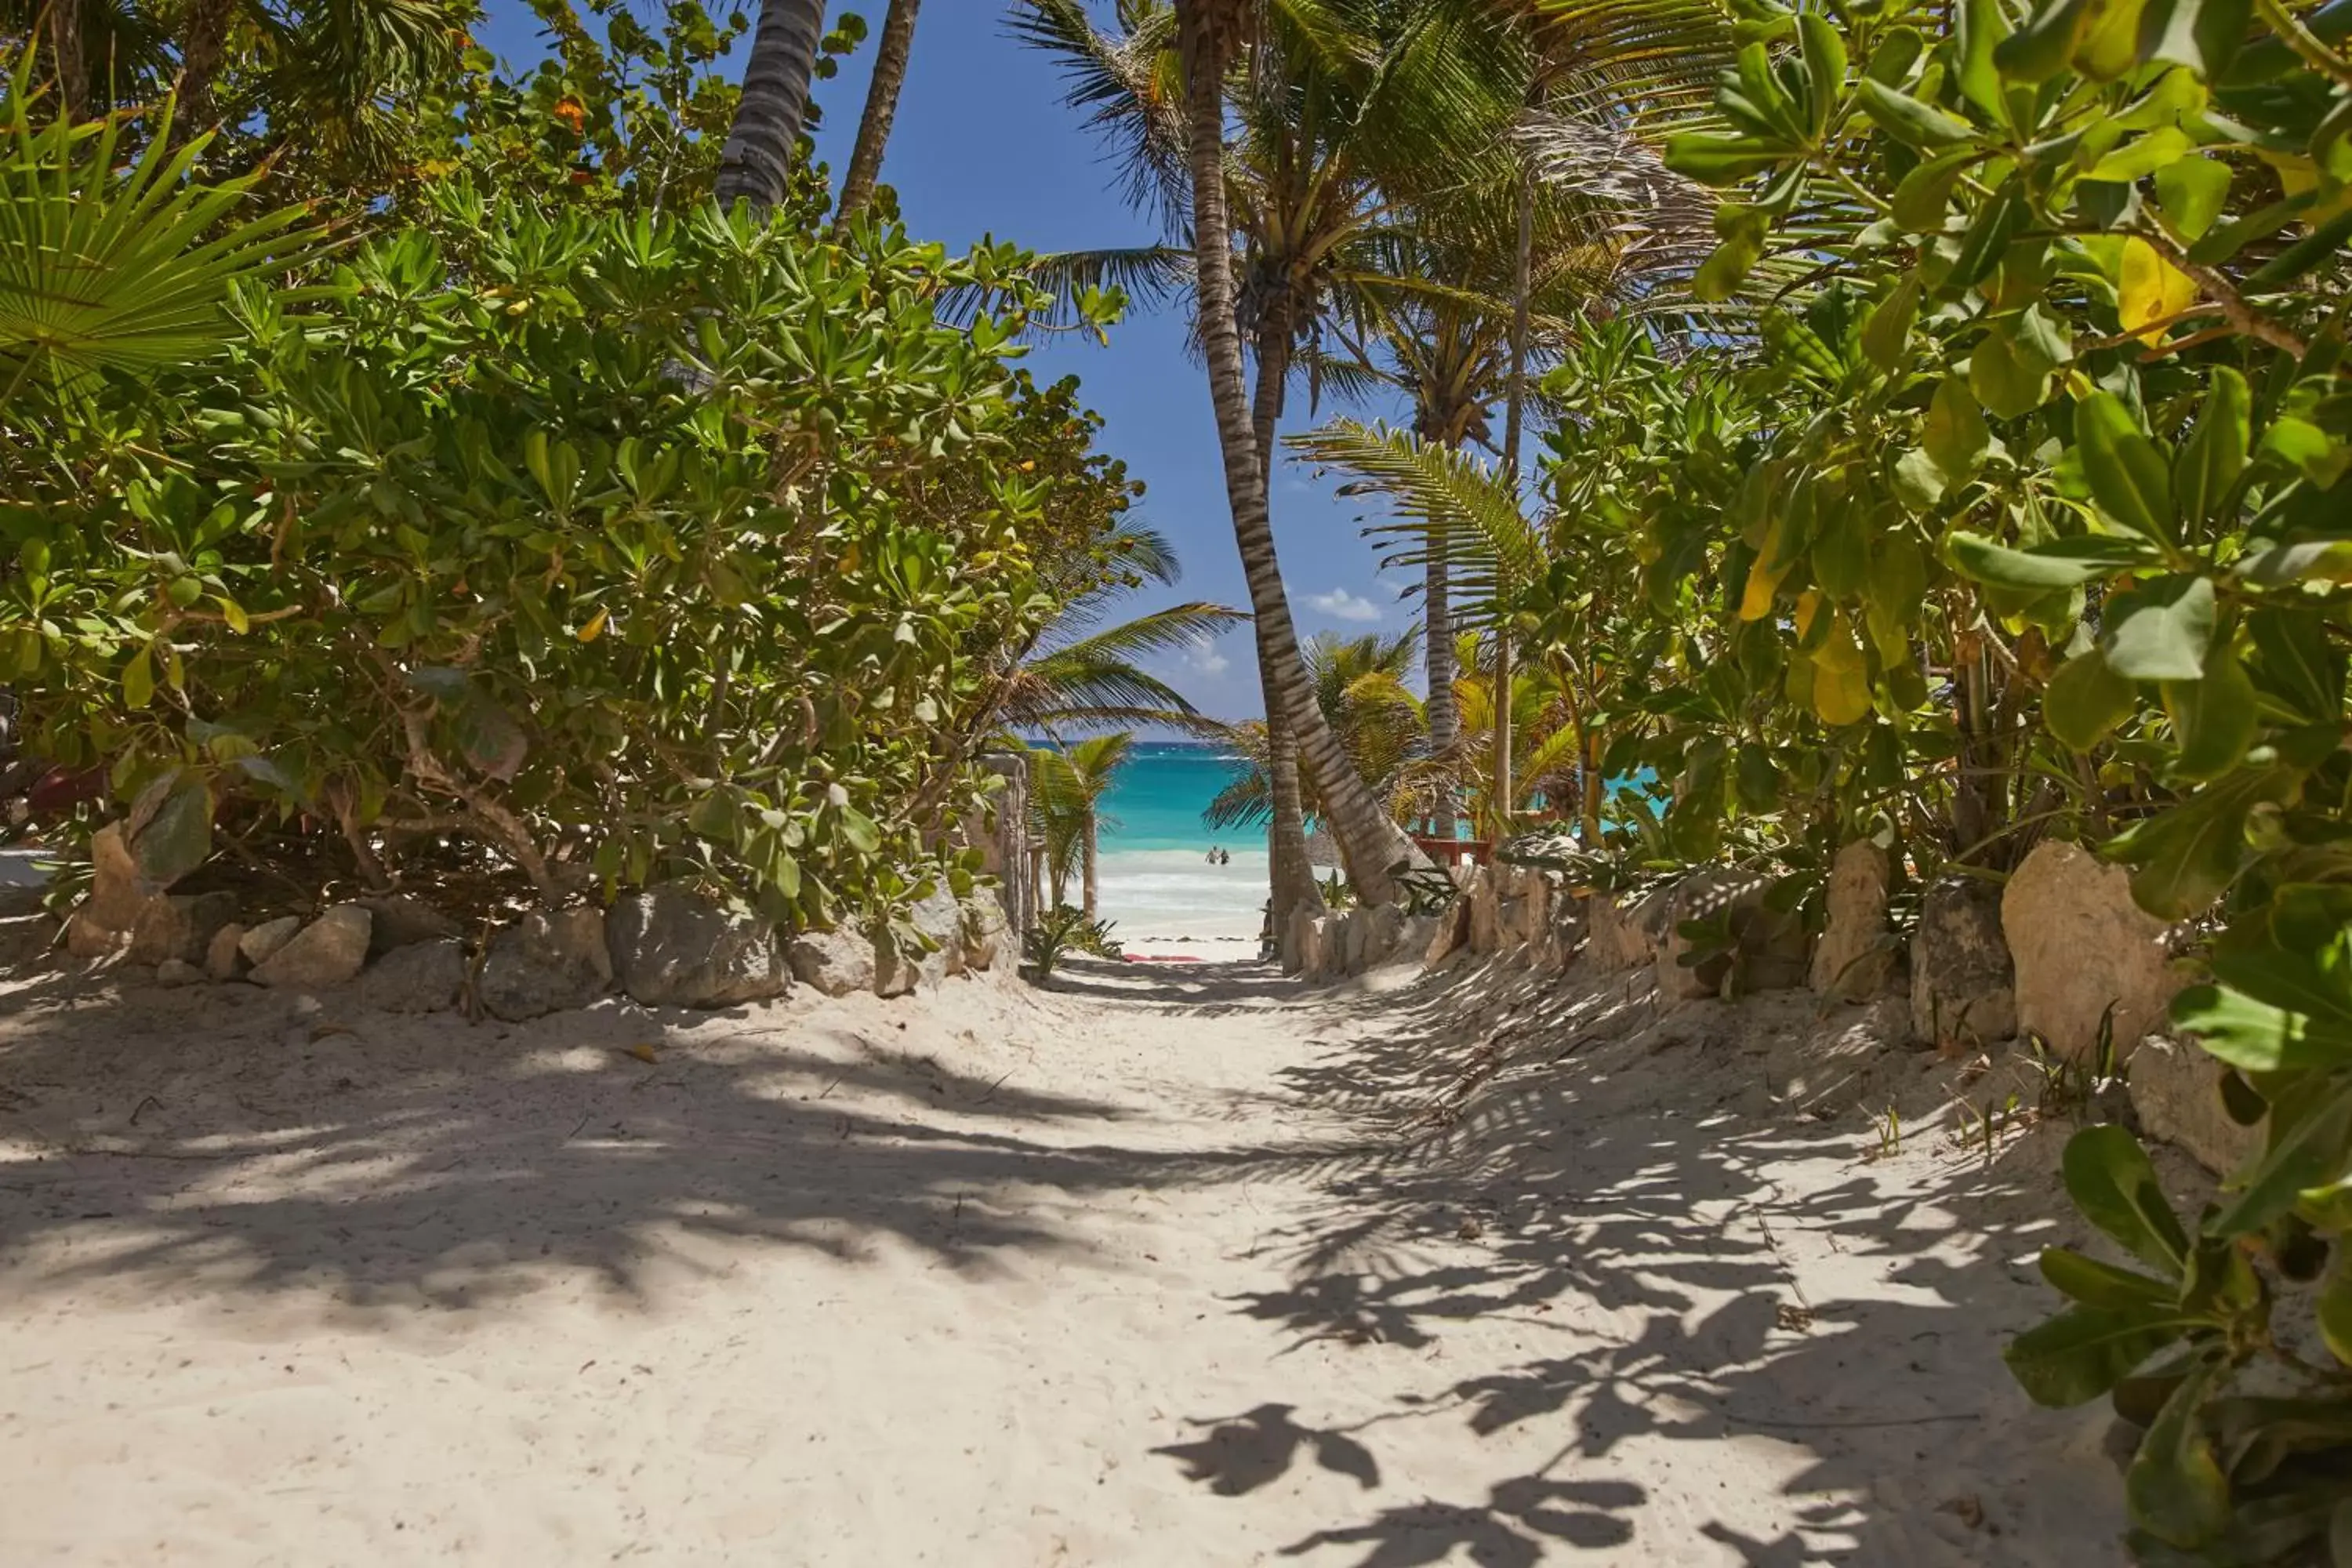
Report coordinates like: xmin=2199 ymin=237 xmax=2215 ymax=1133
xmin=1022 ymin=903 xmax=1123 ymax=977
xmin=2 ymin=90 xmax=1134 ymax=936
xmin=1629 ymin=0 xmax=2352 ymax=1555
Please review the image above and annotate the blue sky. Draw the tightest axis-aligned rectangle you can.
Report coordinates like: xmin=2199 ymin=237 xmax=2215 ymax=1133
xmin=471 ymin=0 xmax=1419 ymax=721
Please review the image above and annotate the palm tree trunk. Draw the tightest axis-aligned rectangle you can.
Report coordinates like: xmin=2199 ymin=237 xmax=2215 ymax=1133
xmin=1494 ymin=136 xmax=1535 ymax=837
xmin=716 ymin=0 xmax=829 ymax=214
xmin=1083 ymin=810 xmax=1098 ymax=918
xmin=1178 ymin=2 xmax=1421 ymax=909
xmin=1422 ymin=528 xmax=1458 ymax=840
xmin=176 ymin=0 xmax=236 ymax=132
xmin=1247 ymin=304 xmax=1320 ymax=927
xmin=835 ymin=0 xmax=920 ymax=225
xmin=48 ymin=0 xmax=89 ymax=121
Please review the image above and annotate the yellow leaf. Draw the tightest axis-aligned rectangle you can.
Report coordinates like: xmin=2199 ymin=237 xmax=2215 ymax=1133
xmin=623 ymin=1043 xmax=659 ymax=1064
xmin=2118 ymin=238 xmax=2197 ymax=339
xmin=1738 ymin=516 xmax=1788 ymax=622
xmin=578 ymin=607 xmax=609 ymax=642
xmin=1795 ymin=590 xmax=1824 ymax=641
xmin=1812 ymin=615 xmax=1873 ymax=726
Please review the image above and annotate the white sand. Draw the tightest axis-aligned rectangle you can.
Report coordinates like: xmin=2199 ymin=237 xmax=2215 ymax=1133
xmin=0 ymin=950 xmax=2152 ymax=1564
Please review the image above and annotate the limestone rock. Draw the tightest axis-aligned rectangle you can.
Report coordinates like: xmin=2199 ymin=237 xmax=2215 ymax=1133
xmin=607 ymin=884 xmax=787 ymax=1008
xmin=1281 ymin=906 xmax=1320 ymax=975
xmin=1495 ymin=866 xmax=1552 ymax=952
xmin=1579 ymin=886 xmax=1672 ymax=973
xmin=205 ymin=921 xmax=247 ymax=981
xmin=1465 ymin=868 xmax=1502 ymax=953
xmin=2004 ymin=840 xmax=2182 ymax=1062
xmin=1422 ymin=896 xmax=1470 ymax=967
xmin=251 ymin=905 xmax=373 ymax=991
xmin=877 ymin=888 xmax=964 ymax=996
xmin=1810 ymin=840 xmax=1894 ymax=1003
xmin=1655 ymin=869 xmax=1809 ymax=1004
xmin=126 ymin=890 xmax=241 ymax=967
xmin=2129 ymin=1035 xmax=2263 ymax=1177
xmin=960 ymin=890 xmax=1010 ymax=972
xmin=239 ymin=915 xmax=303 ymax=967
xmin=789 ymin=927 xmax=877 ymax=997
xmin=353 ymin=895 xmax=461 ymax=957
xmin=1911 ymin=879 xmax=2016 ymax=1049
xmin=477 ymin=908 xmax=611 ymax=1020
xmin=1390 ymin=913 xmax=1437 ymax=970
xmin=359 ymin=938 xmax=467 ymax=1014
xmin=154 ymin=957 xmax=205 ymax=987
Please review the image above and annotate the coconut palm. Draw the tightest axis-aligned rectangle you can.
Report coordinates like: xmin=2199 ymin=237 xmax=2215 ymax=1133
xmin=1205 ymin=630 xmax=1425 ymax=833
xmin=835 ymin=0 xmax=920 ymax=224
xmin=1026 ymin=731 xmax=1135 ymax=916
xmin=1026 ymin=0 xmax=1532 ymax=916
xmin=996 ymin=523 xmax=1247 ymax=737
xmin=715 ymin=0 xmax=827 ymax=212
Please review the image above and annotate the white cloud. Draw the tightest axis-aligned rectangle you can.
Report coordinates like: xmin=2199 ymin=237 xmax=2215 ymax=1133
xmin=1308 ymin=587 xmax=1383 ymax=623
xmin=1184 ymin=633 xmax=1230 ymax=676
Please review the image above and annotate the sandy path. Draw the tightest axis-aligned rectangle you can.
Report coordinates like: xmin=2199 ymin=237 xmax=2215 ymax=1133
xmin=1 ymin=953 xmax=2135 ymax=1565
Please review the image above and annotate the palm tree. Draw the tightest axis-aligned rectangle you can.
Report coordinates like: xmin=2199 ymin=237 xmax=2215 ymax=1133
xmin=835 ymin=0 xmax=920 ymax=224
xmin=716 ymin=0 xmax=827 ymax=212
xmin=1207 ymin=630 xmax=1425 ymax=833
xmin=1026 ymin=732 xmax=1135 ymax=916
xmin=995 ymin=523 xmax=1247 ymax=736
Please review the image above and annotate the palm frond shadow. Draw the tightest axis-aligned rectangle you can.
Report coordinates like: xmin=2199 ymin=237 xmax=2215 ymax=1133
xmin=1156 ymin=959 xmax=2145 ymax=1566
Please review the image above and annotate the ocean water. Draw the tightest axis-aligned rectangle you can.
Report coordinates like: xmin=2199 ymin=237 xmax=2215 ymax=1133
xmin=1088 ymin=742 xmax=1269 ymax=941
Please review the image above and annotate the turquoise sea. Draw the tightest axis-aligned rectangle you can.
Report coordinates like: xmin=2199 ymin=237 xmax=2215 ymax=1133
xmin=1089 ymin=741 xmax=1269 ymax=940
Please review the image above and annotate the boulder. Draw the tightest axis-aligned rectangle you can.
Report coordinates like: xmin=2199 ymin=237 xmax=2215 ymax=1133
xmin=1810 ymin=840 xmax=1894 ymax=1003
xmin=1911 ymin=879 xmax=2016 ymax=1050
xmin=126 ymin=890 xmax=241 ymax=967
xmin=1496 ymin=866 xmax=1552 ymax=951
xmin=874 ymin=888 xmax=964 ymax=997
xmin=477 ymin=908 xmax=611 ymax=1020
xmin=250 ymin=905 xmax=373 ymax=991
xmin=1579 ymin=886 xmax=1672 ymax=973
xmin=154 ymin=957 xmax=205 ymax=987
xmin=2129 ymin=1036 xmax=2263 ymax=1177
xmin=1541 ymin=893 xmax=1588 ymax=971
xmin=1422 ymin=895 xmax=1471 ymax=967
xmin=82 ymin=823 xmax=151 ymax=931
xmin=960 ymin=890 xmax=1010 ymax=973
xmin=1654 ymin=869 xmax=1808 ymax=1004
xmin=789 ymin=927 xmax=877 ymax=997
xmin=359 ymin=938 xmax=468 ymax=1014
xmin=1389 ymin=913 xmax=1437 ymax=970
xmin=2004 ymin=840 xmax=2183 ymax=1062
xmin=239 ymin=916 xmax=303 ymax=967
xmin=1282 ymin=906 xmax=1321 ymax=975
xmin=1465 ymin=868 xmax=1502 ymax=953
xmin=205 ymin=921 xmax=248 ymax=981
xmin=607 ymin=884 xmax=788 ymax=1008
xmin=353 ymin=895 xmax=462 ymax=957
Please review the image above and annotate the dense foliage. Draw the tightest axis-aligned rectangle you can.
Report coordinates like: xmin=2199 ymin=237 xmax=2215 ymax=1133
xmin=0 ymin=13 xmax=1138 ymax=941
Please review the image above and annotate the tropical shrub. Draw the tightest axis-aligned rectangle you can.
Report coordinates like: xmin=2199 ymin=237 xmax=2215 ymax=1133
xmin=1593 ymin=0 xmax=2352 ymax=1554
xmin=2 ymin=74 xmax=1134 ymax=938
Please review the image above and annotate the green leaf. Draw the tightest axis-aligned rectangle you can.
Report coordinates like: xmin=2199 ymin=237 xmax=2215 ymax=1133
xmin=2114 ymin=765 xmax=2301 ymax=918
xmin=2107 ymin=577 xmax=2215 ymax=681
xmin=2046 ymin=646 xmax=2143 ymax=748
xmin=2320 ymin=1247 xmax=2352 ymax=1368
xmin=2086 ymin=128 xmax=2192 ymax=184
xmin=2005 ymin=1301 xmax=2189 ymax=1406
xmin=2212 ymin=1084 xmax=2352 ymax=1236
xmin=1862 ymin=278 xmax=1922 ymax=369
xmin=1893 ymin=446 xmax=1948 ymax=509
xmin=1798 ymin=14 xmax=1849 ymax=134
xmin=2077 ymin=391 xmax=2177 ymax=541
xmin=1949 ymin=531 xmax=2154 ymax=588
xmin=2171 ymin=984 xmax=2352 ymax=1073
xmin=2246 ymin=608 xmax=2344 ymax=722
xmin=2041 ymin=1247 xmax=2179 ymax=1308
xmin=2161 ymin=641 xmax=2258 ymax=781
xmin=1925 ymin=378 xmax=1991 ymax=484
xmin=2154 ymin=154 xmax=2231 ymax=241
xmin=2173 ymin=368 xmax=2249 ymax=530
xmin=1893 ymin=149 xmax=1977 ymax=231
xmin=1664 ymin=133 xmax=1789 ymax=183
xmin=1995 ymin=0 xmax=2095 ymax=81
xmin=1972 ymin=322 xmax=2053 ymax=418
xmin=2261 ymin=416 xmax=2351 ymax=488
xmin=2209 ymin=942 xmax=2352 ymax=1030
xmin=1856 ymin=78 xmax=1978 ymax=147
xmin=122 ymin=644 xmax=154 ymax=710
xmin=1947 ymin=180 xmax=2027 ymax=292
xmin=1693 ymin=206 xmax=1769 ymax=303
xmin=2064 ymin=1123 xmax=2191 ymax=1275
xmin=1957 ymin=0 xmax=2015 ymax=116
xmin=2126 ymin=1359 xmax=2231 ymax=1550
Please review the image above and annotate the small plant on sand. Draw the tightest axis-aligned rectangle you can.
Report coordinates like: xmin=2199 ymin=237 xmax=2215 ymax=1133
xmin=1022 ymin=904 xmax=1122 ymax=978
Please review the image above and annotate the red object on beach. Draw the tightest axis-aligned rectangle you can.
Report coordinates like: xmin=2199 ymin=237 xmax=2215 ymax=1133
xmin=1411 ymin=837 xmax=1491 ymax=868
xmin=23 ymin=764 xmax=103 ymax=818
